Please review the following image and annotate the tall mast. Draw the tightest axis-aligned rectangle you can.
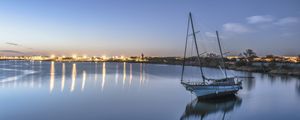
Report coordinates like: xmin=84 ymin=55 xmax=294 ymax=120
xmin=181 ymin=15 xmax=190 ymax=82
xmin=216 ymin=31 xmax=228 ymax=79
xmin=189 ymin=12 xmax=205 ymax=81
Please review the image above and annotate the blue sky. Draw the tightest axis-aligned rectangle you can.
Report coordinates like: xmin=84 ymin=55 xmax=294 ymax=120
xmin=0 ymin=0 xmax=299 ymax=56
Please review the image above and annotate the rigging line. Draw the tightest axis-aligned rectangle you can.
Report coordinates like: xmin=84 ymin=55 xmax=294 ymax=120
xmin=195 ymin=16 xmax=219 ymax=35
xmin=197 ymin=52 xmax=207 ymax=79
xmin=196 ymin=17 xmax=221 ymax=54
xmin=216 ymin=31 xmax=228 ymax=79
xmin=190 ymin=28 xmax=196 ymax=81
xmin=191 ymin=38 xmax=193 ymax=57
xmin=188 ymin=31 xmax=200 ymax=36
xmin=189 ymin=12 xmax=206 ymax=82
xmin=197 ymin=27 xmax=208 ymax=52
xmin=189 ymin=26 xmax=207 ymax=80
xmin=181 ymin=14 xmax=190 ymax=81
xmin=219 ymin=65 xmax=226 ymax=78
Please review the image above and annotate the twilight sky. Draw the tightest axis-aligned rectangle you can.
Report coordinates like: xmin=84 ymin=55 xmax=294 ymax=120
xmin=0 ymin=0 xmax=299 ymax=56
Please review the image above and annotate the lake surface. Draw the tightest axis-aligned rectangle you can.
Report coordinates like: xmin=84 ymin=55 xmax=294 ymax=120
xmin=0 ymin=60 xmax=300 ymax=120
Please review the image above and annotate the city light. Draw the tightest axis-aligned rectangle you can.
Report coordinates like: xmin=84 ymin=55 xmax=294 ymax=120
xmin=102 ymin=55 xmax=108 ymax=60
xmin=83 ymin=55 xmax=87 ymax=59
xmin=50 ymin=54 xmax=56 ymax=58
xmin=72 ymin=54 xmax=77 ymax=59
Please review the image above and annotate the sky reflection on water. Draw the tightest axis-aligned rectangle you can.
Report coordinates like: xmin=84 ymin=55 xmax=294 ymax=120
xmin=0 ymin=61 xmax=299 ymax=120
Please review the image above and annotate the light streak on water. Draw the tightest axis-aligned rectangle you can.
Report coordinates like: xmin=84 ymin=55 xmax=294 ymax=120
xmin=50 ymin=61 xmax=55 ymax=93
xmin=71 ymin=63 xmax=77 ymax=92
xmin=101 ymin=62 xmax=106 ymax=91
xmin=81 ymin=70 xmax=86 ymax=91
xmin=123 ymin=62 xmax=126 ymax=87
xmin=61 ymin=63 xmax=65 ymax=92
xmin=129 ymin=64 xmax=132 ymax=86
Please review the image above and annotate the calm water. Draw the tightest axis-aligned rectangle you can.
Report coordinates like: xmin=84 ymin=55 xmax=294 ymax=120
xmin=0 ymin=60 xmax=300 ymax=120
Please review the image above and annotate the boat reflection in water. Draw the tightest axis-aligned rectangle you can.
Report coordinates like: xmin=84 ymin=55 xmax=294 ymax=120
xmin=181 ymin=95 xmax=242 ymax=120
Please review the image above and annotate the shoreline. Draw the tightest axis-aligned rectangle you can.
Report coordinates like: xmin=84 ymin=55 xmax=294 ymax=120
xmin=143 ymin=61 xmax=300 ymax=77
xmin=1 ymin=59 xmax=299 ymax=77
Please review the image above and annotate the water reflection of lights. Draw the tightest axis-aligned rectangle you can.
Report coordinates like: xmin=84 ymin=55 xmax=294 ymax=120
xmin=94 ymin=63 xmax=98 ymax=81
xmin=81 ymin=70 xmax=86 ymax=91
xmin=2 ymin=62 xmax=150 ymax=90
xmin=30 ymin=61 xmax=34 ymax=88
xmin=115 ymin=63 xmax=119 ymax=85
xmin=101 ymin=62 xmax=106 ymax=91
xmin=123 ymin=62 xmax=126 ymax=86
xmin=61 ymin=63 xmax=65 ymax=92
xmin=129 ymin=64 xmax=132 ymax=86
xmin=30 ymin=79 xmax=34 ymax=88
xmin=50 ymin=61 xmax=55 ymax=93
xmin=139 ymin=63 xmax=143 ymax=86
xmin=71 ymin=63 xmax=77 ymax=92
xmin=38 ymin=61 xmax=42 ymax=88
xmin=13 ymin=77 xmax=17 ymax=88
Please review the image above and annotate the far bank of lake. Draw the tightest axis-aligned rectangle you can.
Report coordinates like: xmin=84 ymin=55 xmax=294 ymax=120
xmin=1 ymin=56 xmax=300 ymax=76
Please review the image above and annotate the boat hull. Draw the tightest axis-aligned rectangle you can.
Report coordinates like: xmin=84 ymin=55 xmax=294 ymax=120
xmin=182 ymin=83 xmax=242 ymax=99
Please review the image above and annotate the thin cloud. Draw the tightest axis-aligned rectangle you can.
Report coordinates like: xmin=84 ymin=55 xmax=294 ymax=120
xmin=247 ymin=15 xmax=274 ymax=24
xmin=275 ymin=17 xmax=299 ymax=25
xmin=204 ymin=32 xmax=225 ymax=39
xmin=6 ymin=42 xmax=19 ymax=46
xmin=5 ymin=42 xmax=34 ymax=50
xmin=204 ymin=32 xmax=216 ymax=38
xmin=223 ymin=23 xmax=250 ymax=33
xmin=0 ymin=50 xmax=24 ymax=54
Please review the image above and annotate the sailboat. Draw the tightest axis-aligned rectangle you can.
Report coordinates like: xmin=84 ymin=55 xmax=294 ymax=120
xmin=181 ymin=12 xmax=243 ymax=99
